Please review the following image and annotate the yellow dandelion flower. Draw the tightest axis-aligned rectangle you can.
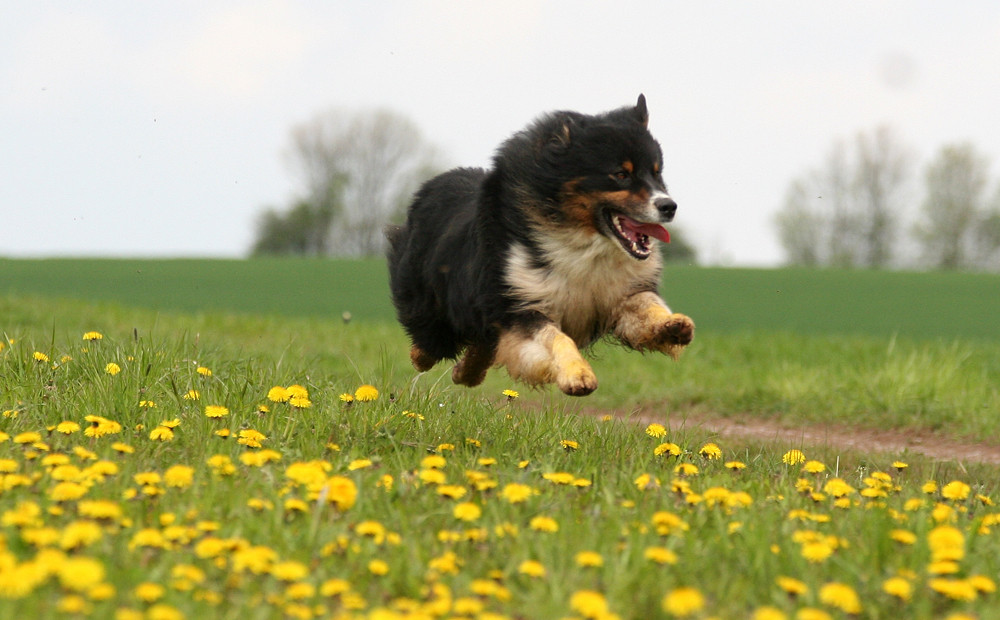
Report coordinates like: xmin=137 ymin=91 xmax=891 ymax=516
xmin=237 ymin=429 xmax=267 ymax=448
xmin=240 ymin=449 xmax=282 ymax=467
xmin=34 ymin=351 xmax=51 ymax=363
xmin=105 ymin=362 xmax=121 ymax=375
xmin=725 ymin=460 xmax=747 ymax=470
xmin=267 ymin=386 xmax=291 ymax=402
xmin=204 ymin=405 xmax=229 ymax=418
xmin=776 ymin=576 xmax=808 ymax=596
xmin=645 ymin=423 xmax=667 ymax=438
xmin=338 ymin=393 xmax=354 ymax=403
xmin=635 ymin=473 xmax=661 ymax=490
xmin=818 ymin=582 xmax=861 ymax=614
xmin=419 ymin=468 xmax=446 ymax=484
xmin=324 ymin=476 xmax=358 ymax=511
xmin=149 ymin=426 xmax=174 ymax=442
xmin=82 ymin=331 xmax=104 ymax=341
xmin=348 ymin=458 xmax=373 ymax=471
xmin=923 ymin=480 xmax=939 ymax=494
xmin=796 ymin=609 xmax=833 ymax=620
xmin=574 ymin=550 xmax=604 ymax=567
xmin=969 ymin=574 xmax=997 ymax=593
xmin=134 ymin=582 xmax=166 ymax=603
xmin=752 ymin=607 xmax=787 ymax=620
xmin=354 ymin=384 xmax=379 ymax=401
xmin=453 ymin=502 xmax=481 ymax=522
xmin=822 ymin=478 xmax=855 ymax=497
xmin=673 ymin=462 xmax=699 ymax=476
xmin=478 ymin=457 xmax=497 ymax=466
xmin=59 ymin=520 xmax=103 ymax=550
xmin=928 ymin=578 xmax=977 ymax=601
xmin=502 ymin=389 xmax=519 ymax=399
xmin=662 ymin=587 xmax=705 ymax=617
xmin=570 ymin=590 xmax=609 ymax=619
xmin=560 ymin=439 xmax=579 ymax=450
xmin=782 ymin=449 xmax=806 ymax=465
xmin=437 ymin=484 xmax=467 ymax=499
xmin=50 ymin=481 xmax=88 ymax=502
xmin=528 ymin=515 xmax=559 ymax=532
xmin=801 ymin=541 xmax=834 ymax=563
xmin=271 ymin=561 xmax=309 ymax=581
xmin=518 ymin=559 xmax=546 ymax=578
xmin=421 ymin=454 xmax=447 ymax=469
xmin=55 ymin=421 xmax=81 ymax=434
xmin=368 ymin=559 xmax=389 ymax=576
xmin=884 ymin=529 xmax=914 ymax=546
xmin=501 ymin=483 xmax=535 ymax=504
xmin=645 ymin=547 xmax=679 ymax=565
xmin=182 ymin=389 xmax=200 ymax=400
xmin=941 ymin=480 xmax=971 ymax=501
xmin=466 ymin=437 xmax=482 ymax=447
xmin=543 ymin=472 xmax=575 ymax=485
xmin=57 ymin=556 xmax=106 ymax=592
xmin=699 ymin=443 xmax=722 ymax=459
xmin=164 ymin=465 xmax=194 ymax=488
xmin=196 ymin=366 xmax=212 ymax=377
xmin=802 ymin=460 xmax=826 ymax=474
xmin=928 ymin=525 xmax=965 ymax=561
xmin=882 ymin=577 xmax=912 ymax=601
xmin=289 ymin=395 xmax=312 ymax=408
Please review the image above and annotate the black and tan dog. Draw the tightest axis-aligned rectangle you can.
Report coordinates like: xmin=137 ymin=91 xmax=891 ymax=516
xmin=387 ymin=95 xmax=693 ymax=396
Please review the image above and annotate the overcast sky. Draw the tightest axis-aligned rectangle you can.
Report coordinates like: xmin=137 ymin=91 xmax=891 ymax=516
xmin=4 ymin=1 xmax=1000 ymax=265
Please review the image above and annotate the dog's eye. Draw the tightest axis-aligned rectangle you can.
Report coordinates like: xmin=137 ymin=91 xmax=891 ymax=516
xmin=612 ymin=170 xmax=630 ymax=182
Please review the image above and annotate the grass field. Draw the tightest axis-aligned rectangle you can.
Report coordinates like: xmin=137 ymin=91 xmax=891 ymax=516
xmin=2 ymin=259 xmax=1000 ymax=619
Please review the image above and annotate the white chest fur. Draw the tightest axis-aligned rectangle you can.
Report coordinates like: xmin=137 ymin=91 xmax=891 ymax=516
xmin=504 ymin=230 xmax=662 ymax=346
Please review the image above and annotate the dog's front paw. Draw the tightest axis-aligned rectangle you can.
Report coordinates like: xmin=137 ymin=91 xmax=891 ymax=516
xmin=557 ymin=360 xmax=598 ymax=396
xmin=655 ymin=313 xmax=694 ymax=360
xmin=661 ymin=313 xmax=694 ymax=346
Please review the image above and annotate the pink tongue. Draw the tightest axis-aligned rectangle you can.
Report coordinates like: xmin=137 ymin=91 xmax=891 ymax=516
xmin=623 ymin=218 xmax=671 ymax=243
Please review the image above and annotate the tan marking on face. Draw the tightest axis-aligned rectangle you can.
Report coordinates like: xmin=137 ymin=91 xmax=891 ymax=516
xmin=621 ymin=160 xmax=634 ymax=174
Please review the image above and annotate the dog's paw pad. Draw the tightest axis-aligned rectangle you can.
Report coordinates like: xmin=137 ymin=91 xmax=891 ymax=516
xmin=662 ymin=313 xmax=695 ymax=346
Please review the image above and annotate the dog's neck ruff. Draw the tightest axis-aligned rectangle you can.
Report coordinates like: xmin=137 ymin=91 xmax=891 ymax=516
xmin=503 ymin=229 xmax=661 ymax=347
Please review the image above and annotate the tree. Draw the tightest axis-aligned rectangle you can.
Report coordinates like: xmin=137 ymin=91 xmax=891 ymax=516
xmin=251 ymin=108 xmax=441 ymax=257
xmin=774 ymin=126 xmax=911 ymax=268
xmin=853 ymin=127 xmax=910 ymax=268
xmin=912 ymin=143 xmax=991 ymax=270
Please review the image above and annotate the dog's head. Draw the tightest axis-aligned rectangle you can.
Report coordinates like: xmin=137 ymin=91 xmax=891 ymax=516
xmin=508 ymin=95 xmax=675 ymax=261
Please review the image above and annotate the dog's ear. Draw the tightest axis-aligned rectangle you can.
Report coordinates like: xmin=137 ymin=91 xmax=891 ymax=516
xmin=552 ymin=115 xmax=574 ymax=146
xmin=548 ymin=113 xmax=575 ymax=148
xmin=635 ymin=94 xmax=649 ymax=128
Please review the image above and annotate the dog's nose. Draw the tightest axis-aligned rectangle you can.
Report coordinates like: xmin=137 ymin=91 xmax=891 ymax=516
xmin=655 ymin=196 xmax=677 ymax=221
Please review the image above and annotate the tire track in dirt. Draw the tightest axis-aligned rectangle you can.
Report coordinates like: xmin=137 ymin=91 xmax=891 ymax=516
xmin=582 ymin=405 xmax=1000 ymax=465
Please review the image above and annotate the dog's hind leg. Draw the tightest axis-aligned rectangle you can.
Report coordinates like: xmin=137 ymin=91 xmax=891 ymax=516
xmin=410 ymin=346 xmax=440 ymax=372
xmin=451 ymin=344 xmax=495 ymax=387
xmin=495 ymin=323 xmax=597 ymax=396
xmin=613 ymin=291 xmax=695 ymax=359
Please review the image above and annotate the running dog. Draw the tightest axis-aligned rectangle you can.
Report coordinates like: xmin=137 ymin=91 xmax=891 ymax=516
xmin=387 ymin=95 xmax=693 ymax=396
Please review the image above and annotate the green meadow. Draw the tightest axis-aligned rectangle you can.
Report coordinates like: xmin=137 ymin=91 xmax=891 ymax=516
xmin=2 ymin=258 xmax=1000 ymax=619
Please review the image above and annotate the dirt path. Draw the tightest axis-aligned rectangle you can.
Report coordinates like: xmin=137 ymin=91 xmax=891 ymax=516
xmin=583 ymin=404 xmax=1000 ymax=465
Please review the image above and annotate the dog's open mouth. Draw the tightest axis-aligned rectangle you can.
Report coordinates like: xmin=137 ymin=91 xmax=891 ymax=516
xmin=605 ymin=211 xmax=670 ymax=259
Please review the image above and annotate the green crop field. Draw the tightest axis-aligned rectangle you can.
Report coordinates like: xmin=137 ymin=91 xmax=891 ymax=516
xmin=2 ymin=258 xmax=1000 ymax=619
xmin=3 ymin=258 xmax=999 ymax=340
